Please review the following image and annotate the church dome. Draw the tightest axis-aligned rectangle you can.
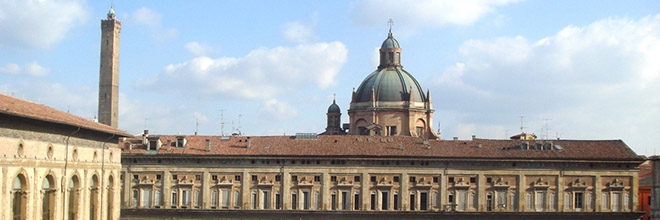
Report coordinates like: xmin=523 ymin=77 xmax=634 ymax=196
xmin=353 ymin=69 xmax=425 ymax=103
xmin=328 ymin=99 xmax=341 ymax=113
xmin=352 ymin=30 xmax=426 ymax=103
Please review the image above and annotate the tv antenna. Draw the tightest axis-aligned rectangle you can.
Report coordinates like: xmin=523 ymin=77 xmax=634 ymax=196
xmin=219 ymin=109 xmax=225 ymax=136
xmin=519 ymin=116 xmax=526 ymax=133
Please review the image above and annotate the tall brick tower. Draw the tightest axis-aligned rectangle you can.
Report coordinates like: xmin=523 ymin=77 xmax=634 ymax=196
xmin=98 ymin=7 xmax=121 ymax=128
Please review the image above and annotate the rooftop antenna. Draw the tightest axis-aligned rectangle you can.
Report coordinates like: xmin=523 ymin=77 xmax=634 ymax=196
xmin=505 ymin=129 xmax=510 ymax=139
xmin=543 ymin=118 xmax=552 ymax=140
xmin=219 ymin=109 xmax=225 ymax=136
xmin=237 ymin=114 xmax=243 ymax=135
xmin=195 ymin=118 xmax=199 ymax=135
xmin=519 ymin=116 xmax=526 ymax=133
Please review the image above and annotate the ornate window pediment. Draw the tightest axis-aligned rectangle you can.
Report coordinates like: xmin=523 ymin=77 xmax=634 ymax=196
xmin=606 ymin=178 xmax=625 ymax=189
xmin=258 ymin=176 xmax=274 ymax=186
xmin=377 ymin=177 xmax=393 ymax=187
xmin=454 ymin=177 xmax=470 ymax=188
xmin=337 ymin=177 xmax=354 ymax=187
xmin=532 ymin=178 xmax=549 ymax=188
xmin=137 ymin=176 xmax=156 ymax=185
xmin=569 ymin=178 xmax=588 ymax=189
xmin=297 ymin=176 xmax=314 ymax=186
xmin=415 ymin=177 xmax=432 ymax=187
xmin=215 ymin=176 xmax=233 ymax=186
xmin=177 ymin=176 xmax=194 ymax=185
xmin=492 ymin=177 xmax=510 ymax=188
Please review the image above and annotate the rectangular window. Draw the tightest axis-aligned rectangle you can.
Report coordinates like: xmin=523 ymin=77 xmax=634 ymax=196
xmin=565 ymin=193 xmax=571 ymax=210
xmin=275 ymin=193 xmax=281 ymax=209
xmin=251 ymin=192 xmax=257 ymax=209
xmin=141 ymin=188 xmax=152 ymax=208
xmin=393 ymin=193 xmax=399 ymax=210
xmin=263 ymin=191 xmax=270 ymax=209
xmin=331 ymin=176 xmax=337 ymax=182
xmin=251 ymin=175 xmax=258 ymax=182
xmin=342 ymin=191 xmax=349 ymax=210
xmin=354 ymin=176 xmax=361 ymax=182
xmin=420 ymin=192 xmax=428 ymax=211
xmin=416 ymin=126 xmax=424 ymax=137
xmin=393 ymin=176 xmax=400 ymax=182
xmin=526 ymin=193 xmax=533 ymax=210
xmin=370 ymin=193 xmax=376 ymax=210
xmin=211 ymin=190 xmax=218 ymax=208
xmin=171 ymin=191 xmax=178 ymax=208
xmin=486 ymin=194 xmax=493 ymax=211
xmin=331 ymin=193 xmax=337 ymax=210
xmin=303 ymin=191 xmax=310 ymax=210
xmin=371 ymin=176 xmax=377 ymax=182
xmin=574 ymin=192 xmax=584 ymax=210
xmin=354 ymin=193 xmax=360 ymax=210
xmin=195 ymin=175 xmax=201 ymax=181
xmin=382 ymin=191 xmax=389 ymax=210
xmin=387 ymin=126 xmax=397 ymax=136
xmin=535 ymin=191 xmax=546 ymax=211
xmin=182 ymin=189 xmax=191 ymax=207
xmin=172 ymin=175 xmax=178 ymax=180
xmin=221 ymin=189 xmax=229 ymax=208
xmin=497 ymin=190 xmax=507 ymax=209
xmin=234 ymin=191 xmax=240 ymax=208
xmin=314 ymin=176 xmax=321 ymax=182
xmin=292 ymin=193 xmax=298 ymax=210
xmin=612 ymin=192 xmax=621 ymax=212
xmin=292 ymin=175 xmax=298 ymax=182
xmin=275 ymin=175 xmax=281 ymax=182
xmin=315 ymin=192 xmax=321 ymax=210
xmin=194 ymin=190 xmax=201 ymax=207
xmin=410 ymin=193 xmax=416 ymax=211
xmin=358 ymin=126 xmax=368 ymax=135
xmin=409 ymin=176 xmax=416 ymax=183
xmin=433 ymin=177 xmax=439 ymax=183
xmin=156 ymin=175 xmax=162 ymax=180
xmin=234 ymin=175 xmax=241 ymax=181
xmin=154 ymin=190 xmax=162 ymax=207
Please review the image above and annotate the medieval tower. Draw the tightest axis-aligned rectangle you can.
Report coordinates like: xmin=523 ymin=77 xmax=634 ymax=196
xmin=98 ymin=7 xmax=121 ymax=128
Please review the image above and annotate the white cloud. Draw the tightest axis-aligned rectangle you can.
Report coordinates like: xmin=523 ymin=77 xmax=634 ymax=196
xmin=349 ymin=0 xmax=520 ymax=30
xmin=184 ymin=42 xmax=213 ymax=56
xmin=139 ymin=42 xmax=348 ymax=100
xmin=432 ymin=14 xmax=660 ymax=155
xmin=259 ymin=99 xmax=298 ymax=121
xmin=129 ymin=7 xmax=177 ymax=41
xmin=0 ymin=0 xmax=87 ymax=50
xmin=283 ymin=21 xmax=316 ymax=43
xmin=0 ymin=62 xmax=49 ymax=77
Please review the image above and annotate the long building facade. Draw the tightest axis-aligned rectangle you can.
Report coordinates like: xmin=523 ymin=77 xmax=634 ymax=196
xmin=120 ymin=134 xmax=644 ymax=219
xmin=117 ymin=29 xmax=645 ymax=219
xmin=0 ymin=94 xmax=130 ymax=220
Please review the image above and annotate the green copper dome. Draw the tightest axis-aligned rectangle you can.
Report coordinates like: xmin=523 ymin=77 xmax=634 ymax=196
xmin=353 ymin=30 xmax=425 ymax=103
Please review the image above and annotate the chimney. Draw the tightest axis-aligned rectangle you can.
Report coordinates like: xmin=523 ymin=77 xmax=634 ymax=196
xmin=142 ymin=130 xmax=149 ymax=144
xmin=453 ymin=137 xmax=458 ymax=141
xmin=472 ymin=135 xmax=476 ymax=140
xmin=205 ymin=139 xmax=211 ymax=152
xmin=246 ymin=137 xmax=251 ymax=149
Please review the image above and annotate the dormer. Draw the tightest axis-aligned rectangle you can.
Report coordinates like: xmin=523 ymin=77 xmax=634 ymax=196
xmin=175 ymin=136 xmax=187 ymax=148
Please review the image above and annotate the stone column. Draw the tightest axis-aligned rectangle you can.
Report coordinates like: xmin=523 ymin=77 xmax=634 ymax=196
xmin=241 ymin=171 xmax=250 ymax=210
xmin=162 ymin=170 xmax=170 ymax=209
xmin=202 ymin=170 xmax=210 ymax=209
xmin=594 ymin=174 xmax=601 ymax=212
xmin=478 ymin=173 xmax=485 ymax=211
xmin=401 ymin=173 xmax=409 ymax=211
xmin=322 ymin=171 xmax=330 ymax=210
xmin=281 ymin=168 xmax=290 ymax=210
xmin=557 ymin=171 xmax=564 ymax=212
xmin=517 ymin=174 xmax=524 ymax=211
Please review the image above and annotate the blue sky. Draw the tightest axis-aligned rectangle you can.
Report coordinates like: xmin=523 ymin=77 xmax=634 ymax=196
xmin=1 ymin=0 xmax=659 ymax=156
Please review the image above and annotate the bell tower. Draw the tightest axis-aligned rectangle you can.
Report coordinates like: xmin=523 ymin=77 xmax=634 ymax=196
xmin=98 ymin=7 xmax=121 ymax=128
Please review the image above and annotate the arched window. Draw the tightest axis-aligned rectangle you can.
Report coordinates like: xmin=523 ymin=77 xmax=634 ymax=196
xmin=42 ymin=175 xmax=56 ymax=220
xmin=90 ymin=175 xmax=100 ymax=220
xmin=68 ymin=176 xmax=80 ymax=220
xmin=13 ymin=174 xmax=28 ymax=220
xmin=107 ymin=176 xmax=115 ymax=220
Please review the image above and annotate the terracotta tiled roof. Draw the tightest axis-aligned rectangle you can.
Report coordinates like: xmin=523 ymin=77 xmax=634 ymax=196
xmin=0 ymin=93 xmax=131 ymax=137
xmin=123 ymin=134 xmax=642 ymax=161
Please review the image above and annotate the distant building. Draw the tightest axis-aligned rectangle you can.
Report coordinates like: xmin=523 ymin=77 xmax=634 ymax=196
xmin=118 ymin=29 xmax=645 ymax=219
xmin=0 ymin=93 xmax=130 ymax=220
xmin=638 ymin=160 xmax=653 ymax=220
